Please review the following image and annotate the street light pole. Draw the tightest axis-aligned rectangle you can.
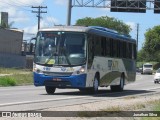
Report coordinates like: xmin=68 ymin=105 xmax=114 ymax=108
xmin=137 ymin=23 xmax=139 ymax=51
xmin=67 ymin=0 xmax=72 ymax=26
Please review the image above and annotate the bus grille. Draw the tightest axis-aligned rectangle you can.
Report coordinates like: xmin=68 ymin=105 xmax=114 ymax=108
xmin=43 ymin=72 xmax=72 ymax=76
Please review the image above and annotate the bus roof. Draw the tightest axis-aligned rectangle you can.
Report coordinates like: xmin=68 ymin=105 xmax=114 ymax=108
xmin=39 ymin=26 xmax=136 ymax=43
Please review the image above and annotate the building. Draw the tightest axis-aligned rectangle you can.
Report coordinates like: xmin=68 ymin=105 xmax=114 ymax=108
xmin=0 ymin=28 xmax=26 ymax=68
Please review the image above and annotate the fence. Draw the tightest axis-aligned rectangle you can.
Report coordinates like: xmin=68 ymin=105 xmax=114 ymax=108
xmin=0 ymin=53 xmax=33 ymax=69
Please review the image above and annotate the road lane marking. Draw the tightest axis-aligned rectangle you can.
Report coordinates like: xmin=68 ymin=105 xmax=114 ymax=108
xmin=0 ymin=87 xmax=43 ymax=91
xmin=0 ymin=96 xmax=89 ymax=107
xmin=0 ymin=91 xmax=118 ymax=107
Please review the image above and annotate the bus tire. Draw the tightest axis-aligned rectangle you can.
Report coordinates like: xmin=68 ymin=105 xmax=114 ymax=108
xmin=45 ymin=86 xmax=56 ymax=94
xmin=110 ymin=74 xmax=124 ymax=92
xmin=90 ymin=76 xmax=99 ymax=94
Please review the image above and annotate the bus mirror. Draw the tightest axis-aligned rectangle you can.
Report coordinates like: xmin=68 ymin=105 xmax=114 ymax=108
xmin=29 ymin=42 xmax=35 ymax=55
xmin=29 ymin=43 xmax=33 ymax=54
xmin=28 ymin=37 xmax=36 ymax=55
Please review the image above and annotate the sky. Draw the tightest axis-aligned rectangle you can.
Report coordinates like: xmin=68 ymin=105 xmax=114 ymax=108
xmin=0 ymin=0 xmax=160 ymax=50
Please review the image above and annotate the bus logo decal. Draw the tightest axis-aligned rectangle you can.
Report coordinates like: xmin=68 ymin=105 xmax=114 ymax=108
xmin=43 ymin=67 xmax=51 ymax=71
xmin=108 ymin=60 xmax=119 ymax=71
xmin=61 ymin=67 xmax=66 ymax=72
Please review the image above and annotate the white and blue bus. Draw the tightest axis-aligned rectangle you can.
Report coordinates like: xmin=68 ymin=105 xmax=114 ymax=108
xmin=33 ymin=26 xmax=136 ymax=94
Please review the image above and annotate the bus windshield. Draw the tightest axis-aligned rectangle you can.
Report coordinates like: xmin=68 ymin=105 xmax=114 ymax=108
xmin=144 ymin=65 xmax=152 ymax=68
xmin=34 ymin=31 xmax=87 ymax=66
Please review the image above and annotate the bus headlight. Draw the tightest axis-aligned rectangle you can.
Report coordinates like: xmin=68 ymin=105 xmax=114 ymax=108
xmin=33 ymin=66 xmax=43 ymax=74
xmin=72 ymin=66 xmax=86 ymax=75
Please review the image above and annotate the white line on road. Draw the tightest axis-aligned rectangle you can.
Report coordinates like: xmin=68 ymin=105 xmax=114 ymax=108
xmin=0 ymin=95 xmax=88 ymax=107
xmin=0 ymin=87 xmax=43 ymax=91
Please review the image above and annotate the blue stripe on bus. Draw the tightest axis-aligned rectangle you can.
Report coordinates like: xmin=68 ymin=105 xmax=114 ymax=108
xmin=33 ymin=72 xmax=87 ymax=88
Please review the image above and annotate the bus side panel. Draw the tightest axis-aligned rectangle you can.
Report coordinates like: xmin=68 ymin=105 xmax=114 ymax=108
xmin=86 ymin=56 xmax=136 ymax=87
xmin=86 ymin=57 xmax=122 ymax=87
xmin=122 ymin=59 xmax=136 ymax=84
xmin=99 ymin=57 xmax=124 ymax=86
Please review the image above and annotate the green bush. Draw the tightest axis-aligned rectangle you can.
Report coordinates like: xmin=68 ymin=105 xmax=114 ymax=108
xmin=0 ymin=77 xmax=16 ymax=86
xmin=153 ymin=63 xmax=160 ymax=70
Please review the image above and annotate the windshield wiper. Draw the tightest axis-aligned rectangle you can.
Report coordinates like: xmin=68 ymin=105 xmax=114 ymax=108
xmin=60 ymin=47 xmax=72 ymax=66
xmin=44 ymin=52 xmax=58 ymax=65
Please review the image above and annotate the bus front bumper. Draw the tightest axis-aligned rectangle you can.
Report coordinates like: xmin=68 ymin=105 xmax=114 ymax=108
xmin=33 ymin=72 xmax=87 ymax=88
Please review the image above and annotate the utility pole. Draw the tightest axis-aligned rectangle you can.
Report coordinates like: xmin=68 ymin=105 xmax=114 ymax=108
xmin=32 ymin=6 xmax=47 ymax=30
xmin=67 ymin=0 xmax=72 ymax=26
xmin=136 ymin=23 xmax=139 ymax=51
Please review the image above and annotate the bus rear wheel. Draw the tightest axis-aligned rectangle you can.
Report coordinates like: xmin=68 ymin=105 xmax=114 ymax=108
xmin=110 ymin=74 xmax=124 ymax=92
xmin=45 ymin=86 xmax=56 ymax=94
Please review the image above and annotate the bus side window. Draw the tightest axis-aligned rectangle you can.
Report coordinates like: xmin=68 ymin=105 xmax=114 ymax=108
xmin=117 ymin=40 xmax=120 ymax=58
xmin=129 ymin=43 xmax=132 ymax=59
xmin=134 ymin=44 xmax=137 ymax=59
xmin=113 ymin=39 xmax=118 ymax=57
xmin=110 ymin=39 xmax=113 ymax=57
xmin=106 ymin=38 xmax=110 ymax=57
xmin=88 ymin=34 xmax=94 ymax=68
xmin=119 ymin=41 xmax=123 ymax=58
xmin=94 ymin=36 xmax=101 ymax=56
xmin=123 ymin=42 xmax=126 ymax=58
xmin=101 ymin=37 xmax=106 ymax=56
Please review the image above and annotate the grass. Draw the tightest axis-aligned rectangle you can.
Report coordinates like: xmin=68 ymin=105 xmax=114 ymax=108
xmin=77 ymin=105 xmax=146 ymax=117
xmin=0 ymin=77 xmax=16 ymax=86
xmin=0 ymin=67 xmax=31 ymax=74
xmin=154 ymin=102 xmax=160 ymax=111
xmin=124 ymin=96 xmax=136 ymax=100
xmin=141 ymin=100 xmax=160 ymax=120
xmin=0 ymin=67 xmax=33 ymax=86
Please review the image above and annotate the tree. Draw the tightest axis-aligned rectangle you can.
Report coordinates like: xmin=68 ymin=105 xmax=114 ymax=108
xmin=75 ymin=16 xmax=131 ymax=35
xmin=143 ymin=25 xmax=160 ymax=62
xmin=137 ymin=49 xmax=146 ymax=62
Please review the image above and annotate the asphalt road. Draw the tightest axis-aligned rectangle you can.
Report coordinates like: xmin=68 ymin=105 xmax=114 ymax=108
xmin=0 ymin=73 xmax=160 ymax=111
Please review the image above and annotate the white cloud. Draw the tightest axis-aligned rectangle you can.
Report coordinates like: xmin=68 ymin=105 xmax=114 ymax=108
xmin=4 ymin=0 xmax=45 ymax=6
xmin=0 ymin=0 xmax=45 ymax=24
xmin=23 ymin=24 xmax=37 ymax=34
xmin=54 ymin=0 xmax=67 ymax=6
xmin=40 ymin=16 xmax=59 ymax=28
xmin=126 ymin=22 xmax=136 ymax=30
xmin=23 ymin=16 xmax=59 ymax=34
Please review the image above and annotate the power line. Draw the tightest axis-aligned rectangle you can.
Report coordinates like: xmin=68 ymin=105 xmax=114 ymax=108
xmin=31 ymin=6 xmax=47 ymax=30
xmin=0 ymin=0 xmax=32 ymax=12
xmin=0 ymin=0 xmax=42 ymax=7
xmin=9 ymin=0 xmax=32 ymax=7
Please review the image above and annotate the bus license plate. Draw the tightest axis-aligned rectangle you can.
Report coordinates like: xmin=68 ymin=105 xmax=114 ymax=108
xmin=53 ymin=78 xmax=61 ymax=81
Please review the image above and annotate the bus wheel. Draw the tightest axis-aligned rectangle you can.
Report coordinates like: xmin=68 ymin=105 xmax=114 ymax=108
xmin=90 ymin=76 xmax=99 ymax=94
xmin=110 ymin=75 xmax=124 ymax=92
xmin=45 ymin=86 xmax=56 ymax=94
